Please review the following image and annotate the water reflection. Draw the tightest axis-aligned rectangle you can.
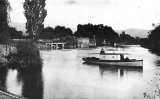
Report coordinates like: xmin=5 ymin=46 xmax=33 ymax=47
xmin=6 ymin=69 xmax=23 ymax=95
xmin=82 ymin=62 xmax=144 ymax=99
xmin=4 ymin=63 xmax=44 ymax=99
xmin=99 ymin=66 xmax=143 ymax=80
xmin=83 ymin=62 xmax=143 ymax=80
xmin=16 ymin=64 xmax=43 ymax=99
xmin=0 ymin=67 xmax=7 ymax=90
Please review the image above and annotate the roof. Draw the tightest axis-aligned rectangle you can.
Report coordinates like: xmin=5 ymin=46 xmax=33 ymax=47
xmin=91 ymin=53 xmax=130 ymax=55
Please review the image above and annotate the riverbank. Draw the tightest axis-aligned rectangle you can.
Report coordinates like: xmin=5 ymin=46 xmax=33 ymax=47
xmin=0 ymin=90 xmax=26 ymax=99
xmin=0 ymin=45 xmax=26 ymax=98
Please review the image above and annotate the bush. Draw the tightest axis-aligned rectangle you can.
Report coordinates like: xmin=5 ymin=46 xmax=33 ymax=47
xmin=7 ymin=41 xmax=42 ymax=69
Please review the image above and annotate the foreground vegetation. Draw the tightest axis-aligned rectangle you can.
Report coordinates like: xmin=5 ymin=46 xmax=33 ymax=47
xmin=144 ymin=73 xmax=160 ymax=99
xmin=6 ymin=41 xmax=42 ymax=69
xmin=0 ymin=0 xmax=46 ymax=69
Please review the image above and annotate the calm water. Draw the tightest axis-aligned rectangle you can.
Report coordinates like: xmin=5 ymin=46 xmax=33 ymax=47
xmin=0 ymin=46 xmax=160 ymax=99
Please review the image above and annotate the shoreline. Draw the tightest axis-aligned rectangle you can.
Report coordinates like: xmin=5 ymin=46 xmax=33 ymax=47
xmin=0 ymin=89 xmax=26 ymax=99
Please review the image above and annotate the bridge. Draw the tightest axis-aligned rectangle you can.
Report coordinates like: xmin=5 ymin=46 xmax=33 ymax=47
xmin=45 ymin=42 xmax=65 ymax=49
xmin=38 ymin=40 xmax=66 ymax=49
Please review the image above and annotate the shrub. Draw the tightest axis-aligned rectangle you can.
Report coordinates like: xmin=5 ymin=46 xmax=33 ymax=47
xmin=7 ymin=41 xmax=42 ymax=69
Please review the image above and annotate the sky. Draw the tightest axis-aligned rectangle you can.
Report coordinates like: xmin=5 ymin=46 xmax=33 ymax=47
xmin=9 ymin=0 xmax=160 ymax=31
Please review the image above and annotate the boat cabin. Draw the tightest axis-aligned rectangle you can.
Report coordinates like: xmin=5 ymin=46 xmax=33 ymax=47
xmin=99 ymin=49 xmax=129 ymax=60
xmin=100 ymin=53 xmax=128 ymax=60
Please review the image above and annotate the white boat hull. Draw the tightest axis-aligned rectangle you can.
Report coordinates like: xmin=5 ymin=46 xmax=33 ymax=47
xmin=82 ymin=58 xmax=143 ymax=67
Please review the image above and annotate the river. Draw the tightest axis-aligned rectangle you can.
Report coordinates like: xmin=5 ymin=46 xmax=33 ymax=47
xmin=0 ymin=46 xmax=160 ymax=99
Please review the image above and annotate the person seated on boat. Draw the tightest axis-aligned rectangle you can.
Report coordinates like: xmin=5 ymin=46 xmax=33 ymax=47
xmin=100 ymin=48 xmax=105 ymax=54
xmin=125 ymin=57 xmax=129 ymax=60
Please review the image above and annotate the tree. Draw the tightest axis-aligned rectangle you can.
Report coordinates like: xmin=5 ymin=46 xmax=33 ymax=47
xmin=8 ymin=27 xmax=22 ymax=39
xmin=23 ymin=0 xmax=47 ymax=41
xmin=0 ymin=0 xmax=11 ymax=44
xmin=139 ymin=25 xmax=160 ymax=55
xmin=64 ymin=36 xmax=77 ymax=48
xmin=53 ymin=26 xmax=73 ymax=38
xmin=40 ymin=26 xmax=73 ymax=39
xmin=74 ymin=23 xmax=118 ymax=40
xmin=148 ymin=25 xmax=160 ymax=50
xmin=39 ymin=26 xmax=54 ymax=39
xmin=74 ymin=23 xmax=119 ymax=46
xmin=119 ymin=31 xmax=136 ymax=44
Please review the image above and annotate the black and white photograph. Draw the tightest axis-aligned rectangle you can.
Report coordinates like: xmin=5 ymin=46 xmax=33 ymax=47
xmin=0 ymin=0 xmax=160 ymax=99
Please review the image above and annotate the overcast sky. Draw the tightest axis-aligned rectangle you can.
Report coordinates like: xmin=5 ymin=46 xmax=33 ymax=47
xmin=9 ymin=0 xmax=160 ymax=31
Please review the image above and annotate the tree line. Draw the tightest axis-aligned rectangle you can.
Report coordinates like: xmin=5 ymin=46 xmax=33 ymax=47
xmin=9 ymin=23 xmax=139 ymax=45
xmin=140 ymin=25 xmax=160 ymax=55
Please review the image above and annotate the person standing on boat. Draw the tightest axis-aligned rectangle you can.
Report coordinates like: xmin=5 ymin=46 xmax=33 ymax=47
xmin=120 ymin=54 xmax=124 ymax=60
xmin=100 ymin=48 xmax=105 ymax=54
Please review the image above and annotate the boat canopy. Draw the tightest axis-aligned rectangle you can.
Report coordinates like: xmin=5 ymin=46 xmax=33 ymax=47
xmin=90 ymin=53 xmax=130 ymax=55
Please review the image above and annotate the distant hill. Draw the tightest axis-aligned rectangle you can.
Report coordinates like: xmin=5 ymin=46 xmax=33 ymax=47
xmin=9 ymin=22 xmax=26 ymax=31
xmin=115 ymin=28 xmax=149 ymax=38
